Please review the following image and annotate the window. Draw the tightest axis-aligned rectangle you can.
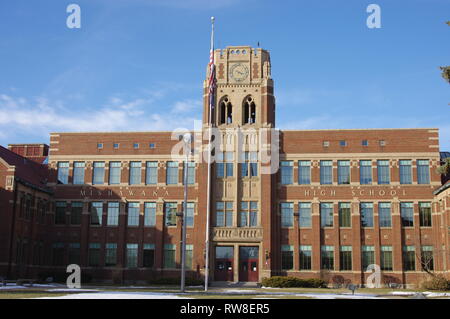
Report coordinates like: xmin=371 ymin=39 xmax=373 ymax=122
xmin=113 ymin=143 xmax=119 ymax=149
xmin=129 ymin=162 xmax=142 ymax=185
xmin=362 ymin=140 xmax=369 ymax=146
xmin=88 ymin=243 xmax=101 ymax=267
xmin=400 ymin=202 xmax=414 ymax=227
xmin=241 ymin=152 xmax=258 ymax=178
xmin=339 ymin=202 xmax=351 ymax=227
xmin=144 ymin=202 xmax=156 ymax=226
xmin=93 ymin=162 xmax=105 ymax=185
xmin=320 ymin=203 xmax=334 ymax=228
xmin=219 ymin=96 xmax=233 ymax=124
xmin=417 ymin=160 xmax=430 ymax=184
xmin=149 ymin=143 xmax=156 ymax=149
xmin=399 ymin=160 xmax=412 ymax=184
xmin=239 ymin=201 xmax=258 ymax=227
xmin=378 ymin=202 xmax=392 ymax=227
xmin=186 ymin=244 xmax=194 ymax=269
xmin=339 ymin=140 xmax=347 ymax=147
xmin=380 ymin=246 xmax=393 ymax=271
xmin=298 ymin=161 xmax=311 ymax=185
xmin=105 ymin=243 xmax=117 ymax=266
xmin=360 ymin=202 xmax=374 ymax=227
xmin=97 ymin=143 xmax=103 ymax=149
xmin=340 ymin=246 xmax=352 ymax=271
xmin=70 ymin=202 xmax=82 ymax=225
xmin=421 ymin=246 xmax=434 ymax=271
xmin=323 ymin=141 xmax=330 ymax=147
xmin=337 ymin=160 xmax=350 ymax=184
xmin=107 ymin=202 xmax=119 ymax=226
xmin=109 ymin=162 xmax=121 ymax=185
xmin=403 ymin=246 xmax=415 ymax=271
xmin=320 ymin=160 xmax=332 ymax=185
xmin=419 ymin=202 xmax=432 ymax=227
xmin=164 ymin=244 xmax=176 ymax=269
xmin=165 ymin=202 xmax=177 ymax=227
xmin=321 ymin=246 xmax=334 ymax=270
xmin=281 ymin=245 xmax=294 ymax=270
xmin=183 ymin=162 xmax=195 ymax=184
xmin=280 ymin=161 xmax=293 ymax=185
xmin=166 ymin=161 xmax=178 ymax=184
xmin=377 ymin=160 xmax=390 ymax=184
xmin=143 ymin=244 xmax=155 ymax=268
xmin=379 ymin=140 xmax=386 ymax=147
xmin=216 ymin=202 xmax=233 ymax=227
xmin=146 ymin=161 xmax=158 ymax=184
xmin=55 ymin=202 xmax=66 ymax=225
xmin=362 ymin=246 xmax=375 ymax=271
xmin=52 ymin=243 xmax=65 ymax=266
xmin=243 ymin=96 xmax=256 ymax=124
xmin=360 ymin=160 xmax=372 ymax=184
xmin=126 ymin=244 xmax=138 ymax=268
xmin=90 ymin=202 xmax=103 ymax=225
xmin=299 ymin=245 xmax=312 ymax=270
xmin=57 ymin=162 xmax=69 ymax=184
xmin=128 ymin=202 xmax=140 ymax=226
xmin=184 ymin=202 xmax=194 ymax=227
xmin=73 ymin=162 xmax=85 ymax=184
xmin=281 ymin=202 xmax=293 ymax=227
xmin=299 ymin=202 xmax=311 ymax=227
xmin=68 ymin=243 xmax=80 ymax=265
xmin=133 ymin=143 xmax=139 ymax=149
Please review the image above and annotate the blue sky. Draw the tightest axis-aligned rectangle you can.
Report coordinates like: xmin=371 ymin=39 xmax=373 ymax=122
xmin=0 ymin=0 xmax=449 ymax=149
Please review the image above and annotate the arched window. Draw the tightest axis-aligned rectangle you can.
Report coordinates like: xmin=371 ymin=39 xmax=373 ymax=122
xmin=243 ymin=96 xmax=256 ymax=124
xmin=219 ymin=96 xmax=233 ymax=125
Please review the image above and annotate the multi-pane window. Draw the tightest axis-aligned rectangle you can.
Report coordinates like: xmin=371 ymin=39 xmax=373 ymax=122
xmin=417 ymin=160 xmax=430 ymax=184
xmin=320 ymin=203 xmax=334 ymax=227
xmin=378 ymin=202 xmax=392 ymax=227
xmin=320 ymin=160 xmax=333 ymax=185
xmin=377 ymin=160 xmax=390 ymax=184
xmin=93 ymin=162 xmax=105 ymax=185
xmin=299 ymin=245 xmax=312 ymax=270
xmin=399 ymin=160 xmax=412 ymax=184
xmin=184 ymin=202 xmax=194 ymax=227
xmin=164 ymin=244 xmax=176 ymax=269
xmin=88 ymin=243 xmax=101 ymax=267
xmin=70 ymin=202 xmax=82 ymax=225
xmin=298 ymin=160 xmax=311 ymax=184
xmin=421 ymin=246 xmax=434 ymax=271
xmin=360 ymin=202 xmax=374 ymax=227
xmin=109 ymin=162 xmax=121 ymax=185
xmin=380 ymin=246 xmax=393 ymax=271
xmin=321 ymin=246 xmax=334 ymax=270
xmin=419 ymin=202 xmax=432 ymax=227
xmin=52 ymin=243 xmax=65 ymax=266
xmin=126 ymin=244 xmax=138 ymax=268
xmin=362 ymin=246 xmax=375 ymax=270
xmin=144 ymin=202 xmax=156 ymax=226
xmin=299 ymin=202 xmax=311 ymax=227
xmin=403 ymin=246 xmax=416 ymax=271
xmin=340 ymin=246 xmax=352 ymax=271
xmin=129 ymin=161 xmax=142 ymax=185
xmin=280 ymin=161 xmax=293 ymax=185
xmin=90 ymin=202 xmax=103 ymax=225
xmin=281 ymin=245 xmax=294 ymax=270
xmin=57 ymin=162 xmax=69 ymax=184
xmin=339 ymin=202 xmax=351 ymax=227
xmin=143 ymin=244 xmax=155 ymax=268
xmin=186 ymin=244 xmax=194 ymax=269
xmin=68 ymin=243 xmax=80 ymax=265
xmin=166 ymin=161 xmax=179 ymax=184
xmin=183 ymin=162 xmax=196 ymax=184
xmin=73 ymin=162 xmax=85 ymax=184
xmin=337 ymin=160 xmax=350 ymax=184
xmin=216 ymin=152 xmax=234 ymax=178
xmin=241 ymin=152 xmax=258 ymax=178
xmin=281 ymin=202 xmax=293 ymax=227
xmin=165 ymin=202 xmax=177 ymax=227
xmin=216 ymin=202 xmax=233 ymax=227
xmin=359 ymin=160 xmax=372 ymax=184
xmin=239 ymin=201 xmax=258 ymax=227
xmin=105 ymin=243 xmax=117 ymax=266
xmin=400 ymin=202 xmax=414 ymax=227
xmin=55 ymin=201 xmax=66 ymax=225
xmin=127 ymin=202 xmax=140 ymax=226
xmin=146 ymin=161 xmax=158 ymax=184
xmin=107 ymin=202 xmax=119 ymax=226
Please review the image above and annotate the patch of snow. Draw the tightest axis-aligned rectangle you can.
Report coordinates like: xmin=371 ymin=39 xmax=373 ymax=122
xmin=46 ymin=288 xmax=99 ymax=292
xmin=423 ymin=291 xmax=450 ymax=297
xmin=222 ymin=289 xmax=259 ymax=294
xmin=34 ymin=291 xmax=191 ymax=299
xmin=389 ymin=291 xmax=416 ymax=296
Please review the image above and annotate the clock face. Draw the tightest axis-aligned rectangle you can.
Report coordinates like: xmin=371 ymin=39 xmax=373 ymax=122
xmin=229 ymin=63 xmax=249 ymax=82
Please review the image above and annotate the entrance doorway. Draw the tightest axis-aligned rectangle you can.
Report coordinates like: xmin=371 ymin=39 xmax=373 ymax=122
xmin=214 ymin=246 xmax=234 ymax=281
xmin=239 ymin=246 xmax=259 ymax=282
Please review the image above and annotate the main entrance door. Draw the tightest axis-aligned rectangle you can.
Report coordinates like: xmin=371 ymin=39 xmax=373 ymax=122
xmin=215 ymin=246 xmax=234 ymax=281
xmin=239 ymin=246 xmax=259 ymax=282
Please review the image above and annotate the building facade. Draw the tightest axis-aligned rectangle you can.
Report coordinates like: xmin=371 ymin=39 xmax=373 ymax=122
xmin=1 ymin=46 xmax=449 ymax=287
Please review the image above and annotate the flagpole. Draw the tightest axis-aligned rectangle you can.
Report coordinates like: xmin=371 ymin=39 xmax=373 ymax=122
xmin=204 ymin=16 xmax=215 ymax=292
